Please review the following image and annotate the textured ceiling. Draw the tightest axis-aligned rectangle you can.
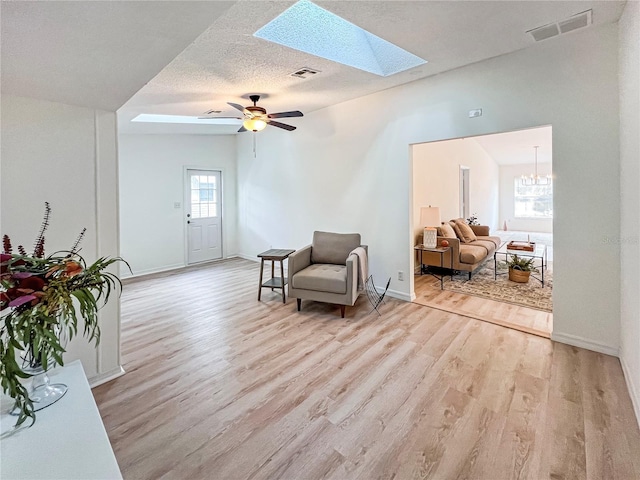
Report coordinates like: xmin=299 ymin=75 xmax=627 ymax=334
xmin=119 ymin=0 xmax=625 ymax=134
xmin=1 ymin=1 xmax=235 ymax=112
xmin=1 ymin=1 xmax=625 ymax=133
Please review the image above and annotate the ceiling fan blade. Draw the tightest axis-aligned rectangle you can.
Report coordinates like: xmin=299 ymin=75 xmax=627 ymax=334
xmin=228 ymin=102 xmax=249 ymax=114
xmin=237 ymin=126 xmax=248 ymax=133
xmin=268 ymin=120 xmax=296 ymax=131
xmin=267 ymin=111 xmax=303 ymax=119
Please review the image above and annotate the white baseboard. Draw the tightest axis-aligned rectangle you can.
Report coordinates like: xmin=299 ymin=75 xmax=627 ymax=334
xmin=620 ymin=351 xmax=640 ymax=430
xmin=122 ymin=256 xmax=249 ymax=282
xmin=89 ymin=365 xmax=125 ymax=388
xmin=121 ymin=263 xmax=185 ymax=280
xmin=235 ymin=253 xmax=260 ymax=263
xmin=551 ymin=331 xmax=619 ymax=356
xmin=383 ymin=288 xmax=413 ymax=302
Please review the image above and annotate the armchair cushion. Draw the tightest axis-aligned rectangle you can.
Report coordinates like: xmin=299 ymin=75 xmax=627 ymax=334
xmin=311 ymin=231 xmax=361 ymax=265
xmin=291 ymin=264 xmax=347 ymax=294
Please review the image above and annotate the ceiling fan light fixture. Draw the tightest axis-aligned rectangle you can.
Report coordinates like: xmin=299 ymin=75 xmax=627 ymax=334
xmin=243 ymin=118 xmax=267 ymax=132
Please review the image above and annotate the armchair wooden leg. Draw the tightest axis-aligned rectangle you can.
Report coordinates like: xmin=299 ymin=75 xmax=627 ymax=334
xmin=296 ymin=298 xmax=301 ymax=311
xmin=340 ymin=305 xmax=346 ymax=318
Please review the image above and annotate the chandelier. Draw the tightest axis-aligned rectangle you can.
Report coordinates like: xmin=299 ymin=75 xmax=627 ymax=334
xmin=521 ymin=146 xmax=551 ymax=186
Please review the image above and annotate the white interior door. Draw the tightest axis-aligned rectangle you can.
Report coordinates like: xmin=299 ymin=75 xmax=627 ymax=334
xmin=459 ymin=166 xmax=470 ymax=219
xmin=186 ymin=169 xmax=222 ymax=264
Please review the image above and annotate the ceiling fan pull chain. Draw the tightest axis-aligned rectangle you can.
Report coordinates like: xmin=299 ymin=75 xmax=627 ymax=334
xmin=253 ymin=132 xmax=257 ymax=158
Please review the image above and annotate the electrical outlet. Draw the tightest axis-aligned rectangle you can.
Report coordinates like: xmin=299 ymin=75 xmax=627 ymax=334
xmin=174 ymin=202 xmax=181 ymax=209
xmin=398 ymin=271 xmax=404 ymax=281
xmin=468 ymin=108 xmax=482 ymax=118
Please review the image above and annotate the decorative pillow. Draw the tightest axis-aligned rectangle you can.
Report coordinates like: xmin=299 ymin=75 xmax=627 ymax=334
xmin=438 ymin=223 xmax=457 ymax=239
xmin=453 ymin=220 xmax=477 ymax=243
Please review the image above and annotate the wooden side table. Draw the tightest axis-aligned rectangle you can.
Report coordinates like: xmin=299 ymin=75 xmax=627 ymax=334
xmin=257 ymin=249 xmax=295 ymax=303
xmin=414 ymin=244 xmax=452 ymax=290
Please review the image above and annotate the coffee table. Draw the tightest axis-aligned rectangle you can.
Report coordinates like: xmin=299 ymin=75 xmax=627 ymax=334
xmin=494 ymin=242 xmax=548 ymax=287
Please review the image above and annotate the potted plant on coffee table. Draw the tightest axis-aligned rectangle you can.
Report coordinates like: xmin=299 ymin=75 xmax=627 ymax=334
xmin=503 ymin=254 xmax=539 ymax=283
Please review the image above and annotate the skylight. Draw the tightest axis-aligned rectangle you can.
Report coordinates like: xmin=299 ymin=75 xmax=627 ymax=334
xmin=131 ymin=114 xmax=240 ymax=125
xmin=254 ymin=0 xmax=427 ymax=77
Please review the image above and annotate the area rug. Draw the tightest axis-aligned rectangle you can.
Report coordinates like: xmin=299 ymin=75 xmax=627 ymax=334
xmin=442 ymin=262 xmax=553 ymax=312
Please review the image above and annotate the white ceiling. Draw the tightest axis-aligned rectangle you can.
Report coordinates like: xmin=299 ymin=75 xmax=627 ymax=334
xmin=472 ymin=126 xmax=553 ymax=165
xmin=1 ymin=1 xmax=235 ymax=112
xmin=1 ymin=1 xmax=625 ymax=135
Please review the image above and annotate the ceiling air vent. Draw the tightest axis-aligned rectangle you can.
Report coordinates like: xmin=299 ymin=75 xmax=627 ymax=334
xmin=290 ymin=67 xmax=320 ymax=79
xmin=559 ymin=10 xmax=592 ymax=34
xmin=527 ymin=9 xmax=592 ymax=42
xmin=529 ymin=23 xmax=560 ymax=42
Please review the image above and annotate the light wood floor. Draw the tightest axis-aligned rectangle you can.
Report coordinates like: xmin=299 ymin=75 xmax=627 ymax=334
xmin=413 ymin=274 xmax=553 ymax=338
xmin=93 ymin=258 xmax=640 ymax=480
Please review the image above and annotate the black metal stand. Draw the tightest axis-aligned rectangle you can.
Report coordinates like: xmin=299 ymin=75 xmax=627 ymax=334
xmin=365 ymin=275 xmax=390 ymax=315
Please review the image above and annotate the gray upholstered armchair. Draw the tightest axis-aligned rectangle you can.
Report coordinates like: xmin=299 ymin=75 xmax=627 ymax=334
xmin=288 ymin=231 xmax=367 ymax=318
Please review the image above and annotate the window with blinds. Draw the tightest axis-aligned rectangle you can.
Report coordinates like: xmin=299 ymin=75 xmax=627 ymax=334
xmin=191 ymin=174 xmax=218 ymax=218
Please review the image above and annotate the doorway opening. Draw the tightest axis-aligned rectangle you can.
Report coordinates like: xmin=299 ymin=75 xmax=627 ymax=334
xmin=410 ymin=125 xmax=553 ymax=337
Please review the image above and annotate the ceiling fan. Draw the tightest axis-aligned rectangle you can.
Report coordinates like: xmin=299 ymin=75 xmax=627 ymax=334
xmin=200 ymin=95 xmax=303 ymax=132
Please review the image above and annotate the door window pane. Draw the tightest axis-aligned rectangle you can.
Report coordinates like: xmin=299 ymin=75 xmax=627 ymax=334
xmin=190 ymin=173 xmax=219 ymax=219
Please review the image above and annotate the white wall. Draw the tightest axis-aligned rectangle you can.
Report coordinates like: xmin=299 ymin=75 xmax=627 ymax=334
xmin=412 ymin=138 xmax=500 ymax=242
xmin=236 ymin=23 xmax=621 ymax=353
xmin=1 ymin=95 xmax=121 ymax=382
xmin=499 ymin=163 xmax=553 ymax=233
xmin=619 ymin=0 xmax=640 ymax=426
xmin=118 ymin=134 xmax=237 ymax=277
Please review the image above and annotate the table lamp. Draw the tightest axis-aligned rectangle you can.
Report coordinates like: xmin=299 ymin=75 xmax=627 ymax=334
xmin=420 ymin=206 xmax=441 ymax=248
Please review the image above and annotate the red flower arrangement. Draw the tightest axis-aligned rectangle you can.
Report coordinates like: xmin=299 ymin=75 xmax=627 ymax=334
xmin=1 ymin=203 xmax=128 ymax=427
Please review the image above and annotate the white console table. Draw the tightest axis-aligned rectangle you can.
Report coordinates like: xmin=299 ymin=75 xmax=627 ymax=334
xmin=0 ymin=360 xmax=122 ymax=479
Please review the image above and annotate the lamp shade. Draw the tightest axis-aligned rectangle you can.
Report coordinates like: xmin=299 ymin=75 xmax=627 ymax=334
xmin=419 ymin=206 xmax=441 ymax=227
xmin=243 ymin=118 xmax=267 ymax=132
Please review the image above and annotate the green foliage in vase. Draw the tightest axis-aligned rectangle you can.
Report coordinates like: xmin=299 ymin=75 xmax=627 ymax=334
xmin=500 ymin=254 xmax=539 ymax=272
xmin=0 ymin=203 xmax=128 ymax=426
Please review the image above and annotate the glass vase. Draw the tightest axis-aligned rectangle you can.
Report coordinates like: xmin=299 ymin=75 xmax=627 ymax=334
xmin=22 ymin=361 xmax=68 ymax=412
xmin=0 ymin=360 xmax=68 ymax=439
xmin=15 ymin=323 xmax=69 ymax=413
xmin=1 ymin=320 xmax=70 ymax=438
